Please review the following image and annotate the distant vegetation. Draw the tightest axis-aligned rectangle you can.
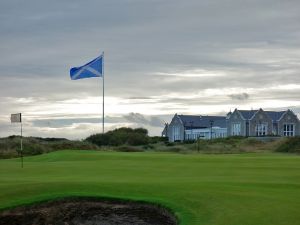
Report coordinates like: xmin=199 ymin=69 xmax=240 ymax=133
xmin=1 ymin=128 xmax=300 ymax=159
xmin=86 ymin=127 xmax=150 ymax=146
xmin=149 ymin=136 xmax=278 ymax=154
xmin=85 ymin=127 xmax=167 ymax=152
xmin=0 ymin=128 xmax=167 ymax=158
xmin=0 ymin=136 xmax=98 ymax=159
xmin=275 ymin=137 xmax=300 ymax=153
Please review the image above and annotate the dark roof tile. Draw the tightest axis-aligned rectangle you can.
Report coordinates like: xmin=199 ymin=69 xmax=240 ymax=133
xmin=238 ymin=110 xmax=257 ymax=120
xmin=178 ymin=115 xmax=227 ymax=128
xmin=265 ymin=111 xmax=286 ymax=121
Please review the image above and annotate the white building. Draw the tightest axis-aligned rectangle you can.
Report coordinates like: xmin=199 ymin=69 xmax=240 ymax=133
xmin=162 ymin=114 xmax=227 ymax=142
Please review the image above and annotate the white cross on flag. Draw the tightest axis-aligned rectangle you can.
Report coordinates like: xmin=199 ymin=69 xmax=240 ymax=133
xmin=70 ymin=54 xmax=103 ymax=80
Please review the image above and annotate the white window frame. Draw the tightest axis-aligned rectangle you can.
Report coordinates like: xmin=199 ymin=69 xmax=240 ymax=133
xmin=255 ymin=123 xmax=267 ymax=136
xmin=173 ymin=126 xmax=181 ymax=141
xmin=232 ymin=123 xmax=241 ymax=136
xmin=283 ymin=123 xmax=295 ymax=137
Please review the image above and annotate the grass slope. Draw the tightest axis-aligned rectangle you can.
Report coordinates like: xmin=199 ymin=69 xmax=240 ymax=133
xmin=0 ymin=151 xmax=300 ymax=225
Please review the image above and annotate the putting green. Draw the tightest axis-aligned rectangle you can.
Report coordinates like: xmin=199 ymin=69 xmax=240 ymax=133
xmin=0 ymin=151 xmax=300 ymax=225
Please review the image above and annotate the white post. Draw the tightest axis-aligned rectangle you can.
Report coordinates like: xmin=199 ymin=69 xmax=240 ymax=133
xmin=21 ymin=118 xmax=23 ymax=168
xmin=11 ymin=113 xmax=23 ymax=168
xmin=102 ymin=52 xmax=105 ymax=134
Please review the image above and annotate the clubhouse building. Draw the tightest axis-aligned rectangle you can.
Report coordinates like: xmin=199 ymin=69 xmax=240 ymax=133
xmin=162 ymin=109 xmax=300 ymax=142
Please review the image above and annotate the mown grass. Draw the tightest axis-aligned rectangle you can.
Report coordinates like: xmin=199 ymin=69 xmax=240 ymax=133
xmin=0 ymin=151 xmax=300 ymax=225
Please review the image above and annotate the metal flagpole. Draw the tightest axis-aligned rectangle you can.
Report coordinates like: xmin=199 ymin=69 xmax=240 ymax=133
xmin=102 ymin=52 xmax=105 ymax=134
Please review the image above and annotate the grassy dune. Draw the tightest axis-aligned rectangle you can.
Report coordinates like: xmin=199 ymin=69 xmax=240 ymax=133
xmin=0 ymin=151 xmax=300 ymax=225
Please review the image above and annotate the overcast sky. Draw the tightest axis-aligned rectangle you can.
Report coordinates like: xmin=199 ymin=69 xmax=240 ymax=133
xmin=1 ymin=0 xmax=300 ymax=139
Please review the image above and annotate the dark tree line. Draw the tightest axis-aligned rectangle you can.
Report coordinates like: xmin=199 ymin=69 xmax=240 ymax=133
xmin=86 ymin=127 xmax=150 ymax=146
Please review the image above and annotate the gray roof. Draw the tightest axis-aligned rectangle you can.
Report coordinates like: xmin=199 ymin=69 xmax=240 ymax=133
xmin=265 ymin=111 xmax=286 ymax=121
xmin=238 ymin=110 xmax=257 ymax=120
xmin=178 ymin=115 xmax=227 ymax=129
xmin=237 ymin=109 xmax=287 ymax=121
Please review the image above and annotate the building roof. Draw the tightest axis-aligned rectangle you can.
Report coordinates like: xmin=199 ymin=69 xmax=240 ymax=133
xmin=238 ymin=110 xmax=257 ymax=120
xmin=237 ymin=109 xmax=287 ymax=121
xmin=178 ymin=115 xmax=227 ymax=129
xmin=161 ymin=122 xmax=170 ymax=136
xmin=265 ymin=111 xmax=286 ymax=121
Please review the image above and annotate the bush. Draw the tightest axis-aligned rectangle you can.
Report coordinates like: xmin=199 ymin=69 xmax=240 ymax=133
xmin=142 ymin=144 xmax=155 ymax=150
xmin=275 ymin=137 xmax=300 ymax=153
xmin=0 ymin=136 xmax=99 ymax=159
xmin=209 ymin=136 xmax=245 ymax=144
xmin=115 ymin=145 xmax=143 ymax=152
xmin=183 ymin=140 xmax=195 ymax=144
xmin=127 ymin=133 xmax=148 ymax=145
xmin=86 ymin=127 xmax=149 ymax=146
xmin=165 ymin=142 xmax=175 ymax=146
xmin=242 ymin=138 xmax=264 ymax=145
xmin=85 ymin=133 xmax=110 ymax=146
xmin=149 ymin=136 xmax=168 ymax=144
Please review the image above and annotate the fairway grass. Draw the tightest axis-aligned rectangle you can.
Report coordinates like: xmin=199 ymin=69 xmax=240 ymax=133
xmin=0 ymin=151 xmax=300 ymax=225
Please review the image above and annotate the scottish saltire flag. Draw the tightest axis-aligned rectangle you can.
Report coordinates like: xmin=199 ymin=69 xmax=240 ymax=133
xmin=70 ymin=54 xmax=103 ymax=80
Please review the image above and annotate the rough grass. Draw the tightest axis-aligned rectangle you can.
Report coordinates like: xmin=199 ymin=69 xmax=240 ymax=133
xmin=0 ymin=136 xmax=99 ymax=159
xmin=275 ymin=137 xmax=300 ymax=153
xmin=0 ymin=151 xmax=300 ymax=225
xmin=149 ymin=136 xmax=283 ymax=154
xmin=1 ymin=136 xmax=299 ymax=159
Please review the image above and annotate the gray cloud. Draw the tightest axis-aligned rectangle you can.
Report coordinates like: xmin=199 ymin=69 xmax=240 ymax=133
xmin=1 ymin=0 xmax=300 ymax=137
xmin=123 ymin=113 xmax=164 ymax=127
xmin=229 ymin=93 xmax=250 ymax=101
xmin=32 ymin=118 xmax=101 ymax=128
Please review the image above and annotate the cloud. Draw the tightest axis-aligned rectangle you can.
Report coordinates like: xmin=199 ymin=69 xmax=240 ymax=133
xmin=32 ymin=118 xmax=101 ymax=128
xmin=123 ymin=113 xmax=164 ymax=127
xmin=1 ymin=0 xmax=300 ymax=137
xmin=228 ymin=93 xmax=250 ymax=101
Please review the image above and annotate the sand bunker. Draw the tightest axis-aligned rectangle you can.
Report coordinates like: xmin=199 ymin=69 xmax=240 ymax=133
xmin=0 ymin=197 xmax=177 ymax=225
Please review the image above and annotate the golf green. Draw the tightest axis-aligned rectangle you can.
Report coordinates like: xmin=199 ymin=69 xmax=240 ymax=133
xmin=0 ymin=150 xmax=300 ymax=225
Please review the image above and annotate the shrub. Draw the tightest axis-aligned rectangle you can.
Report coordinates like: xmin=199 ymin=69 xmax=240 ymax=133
xmin=149 ymin=136 xmax=168 ymax=144
xmin=242 ymin=138 xmax=264 ymax=145
xmin=85 ymin=133 xmax=110 ymax=146
xmin=0 ymin=136 xmax=99 ymax=159
xmin=275 ymin=137 xmax=300 ymax=153
xmin=142 ymin=144 xmax=155 ymax=150
xmin=168 ymin=147 xmax=183 ymax=152
xmin=165 ymin=142 xmax=175 ymax=146
xmin=115 ymin=145 xmax=143 ymax=152
xmin=183 ymin=140 xmax=195 ymax=144
xmin=86 ymin=127 xmax=149 ymax=146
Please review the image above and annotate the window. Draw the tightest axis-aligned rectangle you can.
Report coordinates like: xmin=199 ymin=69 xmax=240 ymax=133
xmin=283 ymin=124 xmax=294 ymax=137
xmin=173 ymin=126 xmax=181 ymax=141
xmin=255 ymin=123 xmax=267 ymax=136
xmin=232 ymin=123 xmax=241 ymax=136
xmin=272 ymin=123 xmax=278 ymax=135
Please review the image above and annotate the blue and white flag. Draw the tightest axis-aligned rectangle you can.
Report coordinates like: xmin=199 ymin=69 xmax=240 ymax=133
xmin=70 ymin=54 xmax=103 ymax=80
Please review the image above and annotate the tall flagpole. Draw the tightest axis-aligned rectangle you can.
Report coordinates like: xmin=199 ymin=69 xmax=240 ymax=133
xmin=102 ymin=52 xmax=105 ymax=134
